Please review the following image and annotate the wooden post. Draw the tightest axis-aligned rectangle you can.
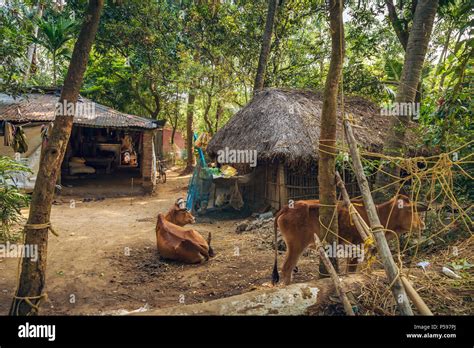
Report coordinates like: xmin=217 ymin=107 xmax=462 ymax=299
xmin=343 ymin=117 xmax=413 ymax=315
xmin=313 ymin=232 xmax=355 ymax=316
xmin=401 ymin=276 xmax=433 ymax=315
xmin=278 ymin=162 xmax=287 ymax=210
xmin=335 ymin=171 xmax=370 ymax=242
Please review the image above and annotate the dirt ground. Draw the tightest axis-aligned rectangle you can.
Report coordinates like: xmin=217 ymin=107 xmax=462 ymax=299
xmin=0 ymin=168 xmax=320 ymax=315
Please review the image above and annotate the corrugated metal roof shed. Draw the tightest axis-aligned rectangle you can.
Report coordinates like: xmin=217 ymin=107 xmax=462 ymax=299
xmin=0 ymin=93 xmax=159 ymax=130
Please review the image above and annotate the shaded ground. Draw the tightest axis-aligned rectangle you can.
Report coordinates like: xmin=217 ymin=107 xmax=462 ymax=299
xmin=0 ymin=168 xmax=319 ymax=315
xmin=61 ymin=167 xmax=145 ymax=197
xmin=1 ymin=167 xmax=470 ymax=315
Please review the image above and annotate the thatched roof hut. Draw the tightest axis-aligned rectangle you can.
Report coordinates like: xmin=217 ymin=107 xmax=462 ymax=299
xmin=206 ymin=88 xmax=423 ymax=210
xmin=207 ymin=88 xmax=409 ymax=166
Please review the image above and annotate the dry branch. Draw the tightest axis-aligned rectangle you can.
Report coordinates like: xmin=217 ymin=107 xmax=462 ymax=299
xmin=343 ymin=117 xmax=414 ymax=315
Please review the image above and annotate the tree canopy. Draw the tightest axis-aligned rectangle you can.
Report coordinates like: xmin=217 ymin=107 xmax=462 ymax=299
xmin=0 ymin=0 xmax=471 ymax=154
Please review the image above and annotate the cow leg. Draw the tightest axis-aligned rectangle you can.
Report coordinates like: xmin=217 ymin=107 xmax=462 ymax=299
xmin=175 ymin=240 xmax=206 ymax=264
xmin=281 ymin=244 xmax=306 ymax=285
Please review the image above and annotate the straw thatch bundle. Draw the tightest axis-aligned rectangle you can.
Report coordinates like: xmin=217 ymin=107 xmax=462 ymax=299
xmin=207 ymin=88 xmax=411 ymax=166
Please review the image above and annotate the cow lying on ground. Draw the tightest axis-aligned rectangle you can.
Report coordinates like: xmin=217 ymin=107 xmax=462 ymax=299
xmin=272 ymin=194 xmax=428 ymax=285
xmin=155 ymin=198 xmax=214 ymax=264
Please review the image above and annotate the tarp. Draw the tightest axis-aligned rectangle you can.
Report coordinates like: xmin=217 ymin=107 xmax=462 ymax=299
xmin=6 ymin=145 xmax=41 ymax=193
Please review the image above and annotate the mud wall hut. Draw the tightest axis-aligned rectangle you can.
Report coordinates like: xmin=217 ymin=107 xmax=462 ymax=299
xmin=207 ymin=88 xmax=409 ymax=211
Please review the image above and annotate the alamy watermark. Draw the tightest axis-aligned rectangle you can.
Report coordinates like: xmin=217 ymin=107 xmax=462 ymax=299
xmin=55 ymin=100 xmax=96 ymax=118
xmin=324 ymin=241 xmax=365 ymax=262
xmin=380 ymin=102 xmax=420 ymax=120
xmin=0 ymin=242 xmax=38 ymax=262
xmin=18 ymin=322 xmax=55 ymax=341
xmin=217 ymin=147 xmax=258 ymax=167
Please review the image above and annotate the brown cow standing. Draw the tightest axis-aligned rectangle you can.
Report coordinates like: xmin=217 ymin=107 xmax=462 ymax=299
xmin=156 ymin=198 xmax=214 ymax=264
xmin=272 ymin=194 xmax=428 ymax=285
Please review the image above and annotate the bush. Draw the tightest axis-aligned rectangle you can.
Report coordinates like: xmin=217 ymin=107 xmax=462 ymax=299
xmin=0 ymin=156 xmax=31 ymax=241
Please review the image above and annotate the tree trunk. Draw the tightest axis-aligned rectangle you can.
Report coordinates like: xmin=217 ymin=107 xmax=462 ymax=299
xmin=214 ymin=101 xmax=223 ymax=133
xmin=203 ymin=93 xmax=214 ymax=136
xmin=170 ymin=127 xmax=176 ymax=145
xmin=317 ymin=0 xmax=344 ymax=276
xmin=10 ymin=0 xmax=104 ymax=316
xmin=385 ymin=0 xmax=408 ymax=50
xmin=374 ymin=0 xmax=439 ymax=200
xmin=253 ymin=0 xmax=278 ymax=94
xmin=52 ymin=52 xmax=57 ymax=86
xmin=138 ymin=276 xmax=366 ymax=316
xmin=185 ymin=92 xmax=196 ymax=171
xmin=24 ymin=2 xmax=43 ymax=83
xmin=170 ymin=88 xmax=180 ymax=145
xmin=385 ymin=1 xmax=423 ymax=108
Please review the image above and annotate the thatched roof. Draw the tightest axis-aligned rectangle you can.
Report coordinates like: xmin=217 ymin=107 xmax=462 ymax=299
xmin=207 ymin=88 xmax=415 ymax=165
xmin=0 ymin=92 xmax=160 ymax=130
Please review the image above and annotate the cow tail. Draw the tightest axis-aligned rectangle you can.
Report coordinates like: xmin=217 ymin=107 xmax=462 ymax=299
xmin=207 ymin=232 xmax=215 ymax=257
xmin=272 ymin=211 xmax=281 ymax=285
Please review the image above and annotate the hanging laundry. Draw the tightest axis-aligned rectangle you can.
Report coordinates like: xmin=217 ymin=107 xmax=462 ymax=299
xmin=12 ymin=126 xmax=28 ymax=154
xmin=4 ymin=121 xmax=14 ymax=146
xmin=229 ymin=180 xmax=244 ymax=210
xmin=41 ymin=123 xmax=53 ymax=147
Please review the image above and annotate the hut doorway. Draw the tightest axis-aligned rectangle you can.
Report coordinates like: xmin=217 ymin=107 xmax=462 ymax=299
xmin=60 ymin=125 xmax=147 ymax=196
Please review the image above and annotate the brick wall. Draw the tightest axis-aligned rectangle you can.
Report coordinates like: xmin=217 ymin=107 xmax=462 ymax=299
xmin=141 ymin=129 xmax=157 ymax=193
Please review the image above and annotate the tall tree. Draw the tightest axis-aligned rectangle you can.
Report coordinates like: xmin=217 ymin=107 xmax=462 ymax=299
xmin=23 ymin=1 xmax=43 ymax=83
xmin=375 ymin=0 xmax=439 ymax=199
xmin=253 ymin=0 xmax=279 ymax=94
xmin=318 ymin=0 xmax=344 ymax=275
xmin=185 ymin=90 xmax=196 ymax=172
xmin=384 ymin=0 xmax=424 ymax=102
xmin=10 ymin=0 xmax=104 ymax=316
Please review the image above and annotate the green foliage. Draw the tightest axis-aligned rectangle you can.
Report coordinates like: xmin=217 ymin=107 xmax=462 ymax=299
xmin=0 ymin=1 xmax=33 ymax=95
xmin=1 ymin=1 xmax=471 ymax=200
xmin=0 ymin=156 xmax=31 ymax=242
xmin=448 ymin=258 xmax=473 ymax=271
xmin=33 ymin=12 xmax=78 ymax=85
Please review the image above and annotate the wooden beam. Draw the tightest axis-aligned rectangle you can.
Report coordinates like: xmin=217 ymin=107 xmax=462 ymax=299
xmin=343 ymin=116 xmax=414 ymax=315
xmin=336 ymin=171 xmax=371 ymax=242
xmin=401 ymin=276 xmax=433 ymax=315
xmin=313 ymin=232 xmax=355 ymax=315
xmin=278 ymin=162 xmax=287 ymax=209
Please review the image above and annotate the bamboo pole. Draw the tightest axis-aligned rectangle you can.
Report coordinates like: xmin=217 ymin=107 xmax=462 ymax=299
xmin=343 ymin=116 xmax=414 ymax=315
xmin=313 ymin=232 xmax=355 ymax=316
xmin=335 ymin=171 xmax=370 ymax=241
xmin=337 ymin=171 xmax=432 ymax=314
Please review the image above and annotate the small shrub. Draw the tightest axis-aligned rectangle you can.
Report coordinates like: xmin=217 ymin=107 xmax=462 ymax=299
xmin=0 ymin=156 xmax=31 ymax=241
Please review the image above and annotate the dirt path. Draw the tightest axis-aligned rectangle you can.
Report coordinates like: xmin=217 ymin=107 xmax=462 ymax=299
xmin=0 ymin=168 xmax=319 ymax=315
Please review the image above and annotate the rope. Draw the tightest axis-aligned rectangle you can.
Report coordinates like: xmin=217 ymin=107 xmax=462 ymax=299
xmin=24 ymin=222 xmax=59 ymax=237
xmin=315 ymin=0 xmax=472 ymax=314
xmin=12 ymin=293 xmax=48 ymax=316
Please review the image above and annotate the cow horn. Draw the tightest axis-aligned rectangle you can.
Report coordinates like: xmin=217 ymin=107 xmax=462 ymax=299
xmin=176 ymin=197 xmax=186 ymax=210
